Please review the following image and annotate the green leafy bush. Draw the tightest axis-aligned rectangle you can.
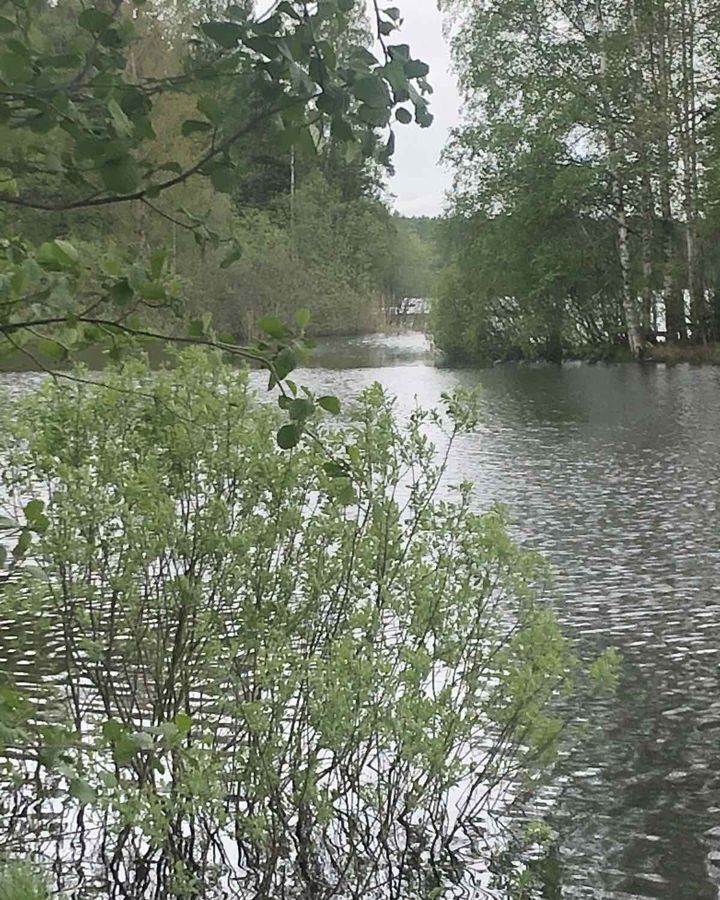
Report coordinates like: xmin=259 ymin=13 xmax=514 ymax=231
xmin=3 ymin=350 xmax=574 ymax=898
xmin=0 ymin=863 xmax=49 ymax=900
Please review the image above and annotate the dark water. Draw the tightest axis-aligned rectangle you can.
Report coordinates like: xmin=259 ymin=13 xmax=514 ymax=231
xmin=2 ymin=331 xmax=720 ymax=899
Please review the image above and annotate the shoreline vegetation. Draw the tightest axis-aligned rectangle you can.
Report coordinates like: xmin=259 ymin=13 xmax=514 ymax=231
xmin=431 ymin=0 xmax=720 ymax=366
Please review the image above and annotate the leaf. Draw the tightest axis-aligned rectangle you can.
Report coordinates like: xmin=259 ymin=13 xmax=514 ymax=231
xmin=331 ymin=116 xmax=354 ymax=144
xmin=201 ymin=20 xmax=244 ymax=49
xmin=353 ymin=75 xmax=390 ymax=109
xmin=196 ymin=95 xmax=224 ymax=125
xmin=0 ymin=52 xmax=31 ymax=81
xmin=24 ymin=499 xmax=44 ymax=524
xmin=295 ymin=308 xmax=311 ymax=330
xmin=181 ymin=119 xmax=213 ymax=137
xmin=53 ymin=240 xmax=80 ymax=265
xmin=100 ymin=157 xmax=141 ymax=194
xmin=404 ymin=59 xmax=430 ymax=79
xmin=0 ymin=517 xmax=20 ymax=530
xmin=37 ymin=240 xmax=79 ymax=270
xmin=0 ymin=17 xmax=16 ymax=34
xmin=415 ymin=105 xmax=434 ymax=128
xmin=108 ymin=98 xmax=133 ymax=138
xmin=69 ymin=778 xmax=97 ymax=806
xmin=276 ymin=1 xmax=302 ymax=20
xmin=323 ymin=461 xmax=349 ymax=478
xmin=174 ymin=712 xmax=192 ymax=735
xmin=78 ymin=8 xmax=113 ymax=33
xmin=277 ymin=423 xmax=302 ymax=450
xmin=258 ymin=316 xmax=289 ymax=339
xmin=395 ymin=107 xmax=412 ymax=124
xmin=209 ymin=164 xmax=236 ymax=193
xmin=331 ymin=478 xmax=356 ymax=505
xmin=149 ymin=252 xmax=166 ymax=279
xmin=388 ymin=44 xmax=410 ymax=62
xmin=288 ymin=398 xmax=314 ymax=421
xmin=318 ymin=395 xmax=341 ymax=415
xmin=274 ymin=347 xmax=297 ymax=380
xmin=12 ymin=529 xmax=32 ymax=559
xmin=0 ymin=546 xmax=5 ymax=569
xmin=188 ymin=319 xmax=207 ymax=338
xmin=110 ymin=278 xmax=133 ymax=306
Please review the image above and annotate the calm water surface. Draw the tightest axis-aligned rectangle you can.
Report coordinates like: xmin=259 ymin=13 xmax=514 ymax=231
xmin=2 ymin=331 xmax=720 ymax=899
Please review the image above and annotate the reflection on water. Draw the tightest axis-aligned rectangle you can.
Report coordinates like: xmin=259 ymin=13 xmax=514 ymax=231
xmin=2 ymin=332 xmax=720 ymax=899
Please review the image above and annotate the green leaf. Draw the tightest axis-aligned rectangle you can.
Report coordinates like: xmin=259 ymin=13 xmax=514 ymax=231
xmin=188 ymin=319 xmax=207 ymax=338
xmin=197 ymin=95 xmax=224 ymax=125
xmin=69 ymin=778 xmax=97 ymax=806
xmin=331 ymin=478 xmax=356 ymax=505
xmin=0 ymin=52 xmax=31 ymax=82
xmin=209 ymin=164 xmax=236 ymax=193
xmin=395 ymin=107 xmax=412 ymax=124
xmin=288 ymin=398 xmax=314 ymax=421
xmin=53 ymin=240 xmax=80 ymax=265
xmin=388 ymin=44 xmax=411 ymax=62
xmin=37 ymin=240 xmax=79 ymax=270
xmin=0 ymin=545 xmax=6 ymax=569
xmin=318 ymin=395 xmax=341 ymax=415
xmin=404 ymin=59 xmax=430 ymax=79
xmin=24 ymin=499 xmax=45 ymax=524
xmin=201 ymin=20 xmax=244 ymax=49
xmin=78 ymin=8 xmax=113 ymax=33
xmin=323 ymin=461 xmax=349 ymax=478
xmin=12 ymin=529 xmax=32 ymax=559
xmin=174 ymin=712 xmax=192 ymax=735
xmin=181 ymin=119 xmax=213 ymax=137
xmin=353 ymin=75 xmax=390 ymax=109
xmin=277 ymin=423 xmax=302 ymax=450
xmin=110 ymin=278 xmax=133 ymax=306
xmin=295 ymin=308 xmax=311 ymax=330
xmin=331 ymin=116 xmax=354 ymax=144
xmin=108 ymin=98 xmax=133 ymax=138
xmin=100 ymin=157 xmax=141 ymax=194
xmin=258 ymin=316 xmax=290 ymax=339
xmin=0 ymin=17 xmax=16 ymax=34
xmin=415 ymin=105 xmax=433 ymax=128
xmin=0 ymin=517 xmax=21 ymax=531
xmin=276 ymin=1 xmax=302 ymax=20
xmin=274 ymin=347 xmax=297 ymax=380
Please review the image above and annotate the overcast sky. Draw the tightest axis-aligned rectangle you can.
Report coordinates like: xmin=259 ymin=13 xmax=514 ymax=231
xmin=378 ymin=0 xmax=461 ymax=217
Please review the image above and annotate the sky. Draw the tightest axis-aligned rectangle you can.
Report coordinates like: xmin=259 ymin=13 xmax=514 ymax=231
xmin=377 ymin=0 xmax=462 ymax=218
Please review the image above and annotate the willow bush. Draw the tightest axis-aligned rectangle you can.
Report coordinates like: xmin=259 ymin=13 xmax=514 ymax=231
xmin=1 ymin=351 xmax=574 ymax=898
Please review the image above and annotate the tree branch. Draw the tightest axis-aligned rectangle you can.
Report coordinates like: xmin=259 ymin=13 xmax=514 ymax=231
xmin=0 ymin=96 xmax=311 ymax=213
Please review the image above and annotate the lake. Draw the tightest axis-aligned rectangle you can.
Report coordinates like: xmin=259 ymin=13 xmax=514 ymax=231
xmin=2 ymin=330 xmax=720 ymax=899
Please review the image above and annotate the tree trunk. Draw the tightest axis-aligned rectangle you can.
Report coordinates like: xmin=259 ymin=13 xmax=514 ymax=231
xmin=655 ymin=1 xmax=687 ymax=342
xmin=597 ymin=0 xmax=644 ymax=358
xmin=612 ymin=164 xmax=645 ymax=358
xmin=679 ymin=0 xmax=705 ymax=342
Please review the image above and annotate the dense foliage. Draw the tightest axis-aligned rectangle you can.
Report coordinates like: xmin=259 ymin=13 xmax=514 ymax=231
xmin=434 ymin=0 xmax=720 ymax=363
xmin=0 ymin=0 xmax=434 ymax=362
xmin=0 ymin=351 xmax=575 ymax=897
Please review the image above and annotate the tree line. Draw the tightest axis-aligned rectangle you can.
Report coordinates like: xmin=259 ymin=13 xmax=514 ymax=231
xmin=432 ymin=0 xmax=720 ymax=363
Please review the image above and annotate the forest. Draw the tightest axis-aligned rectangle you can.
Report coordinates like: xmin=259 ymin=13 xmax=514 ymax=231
xmin=0 ymin=0 xmax=436 ymax=358
xmin=432 ymin=0 xmax=720 ymax=364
